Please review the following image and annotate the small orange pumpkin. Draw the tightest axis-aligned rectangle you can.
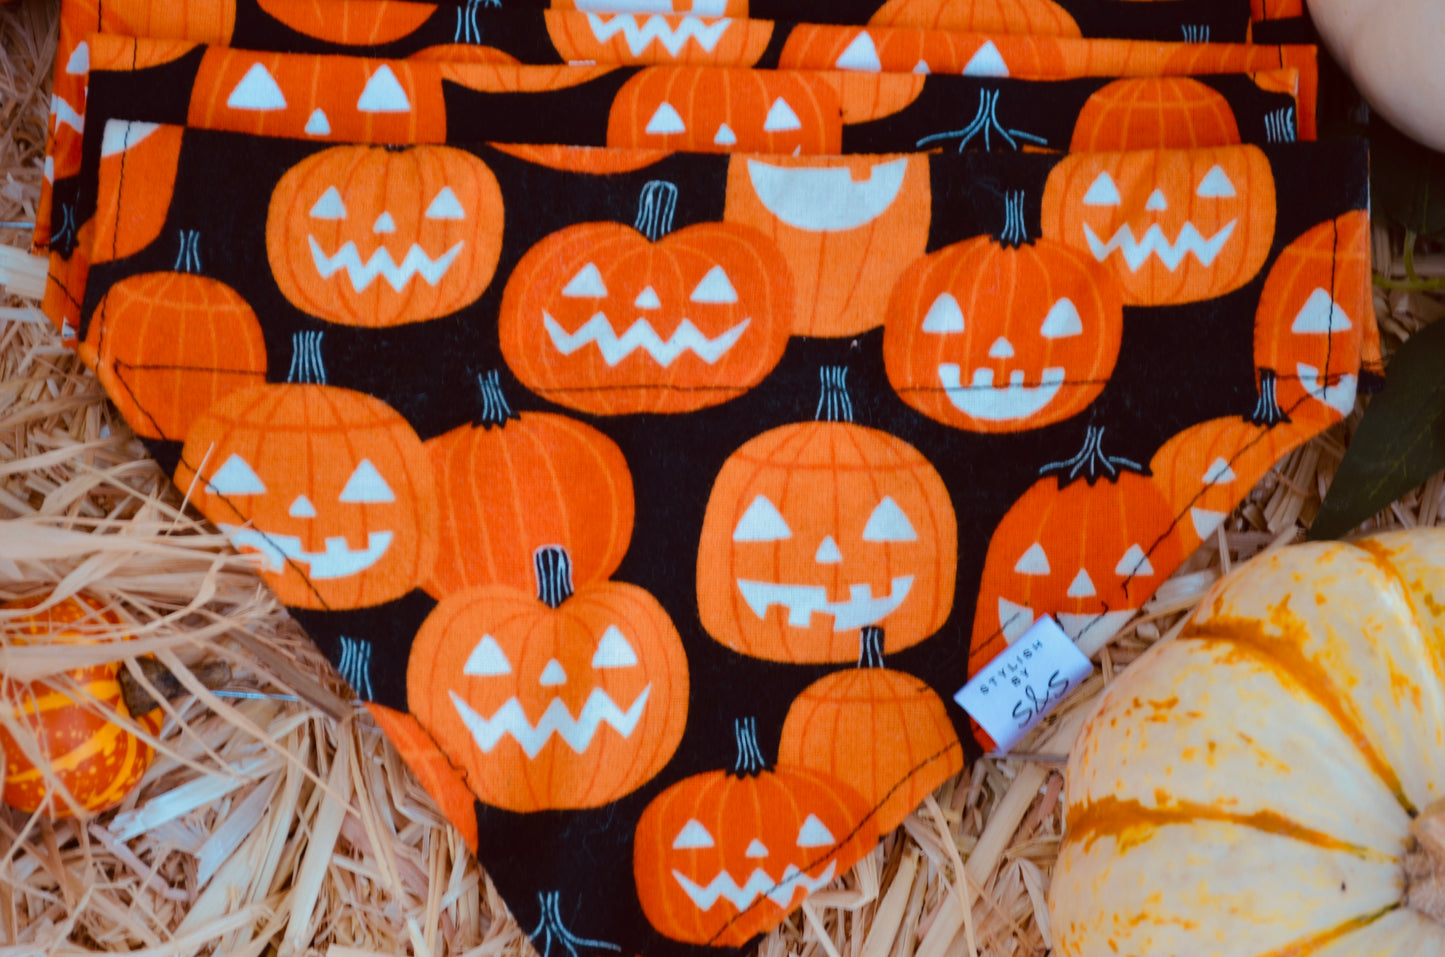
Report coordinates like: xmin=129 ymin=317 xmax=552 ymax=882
xmin=424 ymin=371 xmax=635 ymax=599
xmin=1070 ymin=77 xmax=1243 ymax=151
xmin=634 ymin=716 xmax=878 ymax=945
xmin=970 ymin=427 xmax=1184 ymax=677
xmin=1040 ymin=144 xmax=1276 ymax=306
xmin=883 ymin=191 xmax=1124 ymax=433
xmin=267 ymin=144 xmax=504 ymax=328
xmin=607 ymin=67 xmax=844 ymax=154
xmin=175 ymin=332 xmax=438 ymax=611
xmin=500 ymin=180 xmax=793 ymax=415
xmin=697 ymin=367 xmax=957 ymax=663
xmin=777 ymin=626 xmax=963 ymax=834
xmin=724 ymin=153 xmax=931 ymax=337
xmin=2 ymin=594 xmax=163 ymax=818
xmin=85 ymin=231 xmax=268 ymax=442
xmin=408 ymin=547 xmax=689 ymax=812
xmin=548 ymin=11 xmax=773 ymax=67
xmin=868 ymin=0 xmax=1082 ymax=36
xmin=1252 ymin=211 xmax=1372 ymax=426
xmin=188 ymin=49 xmax=446 ymax=143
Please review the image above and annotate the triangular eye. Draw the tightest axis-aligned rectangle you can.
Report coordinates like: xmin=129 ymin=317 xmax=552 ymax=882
xmin=1115 ymin=544 xmax=1155 ymax=577
xmin=1196 ymin=165 xmax=1235 ymax=198
xmin=464 ymin=635 xmax=511 ymax=676
xmin=1013 ymin=542 xmax=1050 ymax=575
xmin=226 ymin=62 xmax=287 ymax=112
xmin=646 ymin=102 xmax=685 ymax=135
xmin=673 ymin=819 xmax=715 ymax=849
xmin=1082 ymin=172 xmax=1121 ymax=206
xmin=921 ymin=292 xmax=964 ymax=333
xmin=1067 ymin=569 xmax=1097 ymax=598
xmin=425 ymin=186 xmax=465 ymax=220
xmin=862 ymin=497 xmax=916 ymax=542
xmin=309 ymin=187 xmax=346 ymax=220
xmin=733 ymin=495 xmax=792 ymax=542
xmin=206 ymin=454 xmax=267 ymax=496
xmin=1202 ymin=458 xmax=1236 ymax=484
xmin=338 ymin=459 xmax=394 ymax=503
xmin=690 ymin=265 xmax=738 ymax=304
xmin=592 ymin=626 xmax=638 ymax=668
xmin=796 ymin=814 xmax=835 ymax=847
xmin=764 ymin=97 xmax=802 ymax=132
xmin=562 ymin=263 xmax=607 ymax=298
xmin=356 ymin=65 xmax=411 ymax=113
xmin=1039 ymin=298 xmax=1083 ymax=339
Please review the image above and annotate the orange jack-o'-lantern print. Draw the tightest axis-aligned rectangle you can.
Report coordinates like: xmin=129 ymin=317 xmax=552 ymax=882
xmin=86 ymin=231 xmax=267 ymax=442
xmin=501 ymin=180 xmax=792 ymax=415
xmin=424 ymin=371 xmax=635 ymax=599
xmin=408 ymin=547 xmax=689 ymax=812
xmin=267 ymin=145 xmax=503 ymax=328
xmin=175 ymin=332 xmax=437 ymax=610
xmin=1070 ymin=77 xmax=1243 ymax=152
xmin=1252 ymin=211 xmax=1371 ymax=426
xmin=884 ymin=191 xmax=1124 ymax=434
xmin=1148 ymin=416 xmax=1313 ymax=556
xmin=189 ymin=50 xmax=446 ymax=143
xmin=608 ymin=67 xmax=843 ymax=154
xmin=778 ymin=626 xmax=962 ymax=834
xmin=970 ymin=427 xmax=1183 ymax=675
xmin=257 ymin=0 xmax=432 ymax=45
xmin=634 ymin=716 xmax=877 ymax=945
xmin=1 ymin=594 xmax=164 ymax=818
xmin=548 ymin=12 xmax=772 ymax=67
xmin=1040 ymin=145 xmax=1276 ymax=306
xmin=698 ymin=368 xmax=957 ymax=663
xmin=778 ymin=27 xmax=1063 ymax=81
xmin=724 ymin=153 xmax=930 ymax=337
xmin=869 ymin=0 xmax=1082 ymax=36
xmin=89 ymin=121 xmax=185 ymax=266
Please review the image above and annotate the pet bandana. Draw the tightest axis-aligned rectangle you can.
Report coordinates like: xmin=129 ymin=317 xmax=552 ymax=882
xmin=40 ymin=32 xmax=1305 ymax=336
xmin=76 ymin=120 xmax=1376 ymax=952
xmin=37 ymin=0 xmax=1311 ymax=249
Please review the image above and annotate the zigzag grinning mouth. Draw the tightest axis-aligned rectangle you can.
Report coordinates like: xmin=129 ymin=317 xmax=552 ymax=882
xmin=450 ymin=686 xmax=651 ymax=758
xmin=308 ymin=236 xmax=464 ymax=292
xmin=671 ymin=861 xmax=837 ymax=911
xmin=1082 ymin=220 xmax=1235 ymax=271
xmin=543 ymin=312 xmax=751 ymax=366
xmin=585 ymin=13 xmax=731 ymax=55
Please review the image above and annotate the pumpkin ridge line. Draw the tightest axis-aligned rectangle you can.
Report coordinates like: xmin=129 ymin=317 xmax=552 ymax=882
xmin=1351 ymin=538 xmax=1445 ymax=709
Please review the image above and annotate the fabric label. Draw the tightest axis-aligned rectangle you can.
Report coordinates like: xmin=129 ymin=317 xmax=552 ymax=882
xmin=954 ymin=615 xmax=1093 ymax=752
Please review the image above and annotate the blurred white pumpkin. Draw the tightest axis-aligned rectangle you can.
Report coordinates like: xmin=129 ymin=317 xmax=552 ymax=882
xmin=1310 ymin=0 xmax=1445 ymax=150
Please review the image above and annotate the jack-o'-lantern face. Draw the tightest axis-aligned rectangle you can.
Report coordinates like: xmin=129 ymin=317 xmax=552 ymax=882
xmin=633 ymin=718 xmax=877 ymax=946
xmin=548 ymin=12 xmax=773 ymax=67
xmin=267 ymin=145 xmax=504 ymax=327
xmin=1041 ymin=145 xmax=1275 ymax=305
xmin=608 ymin=67 xmax=843 ymax=153
xmin=724 ymin=154 xmax=931 ymax=336
xmin=500 ymin=180 xmax=792 ymax=415
xmin=189 ymin=49 xmax=446 ymax=143
xmin=408 ymin=549 xmax=688 ymax=812
xmin=884 ymin=195 xmax=1124 ymax=433
xmin=698 ymin=370 xmax=956 ymax=662
xmin=1253 ymin=211 xmax=1371 ymax=425
xmin=175 ymin=381 xmax=437 ymax=610
xmin=969 ymin=450 xmax=1183 ymax=675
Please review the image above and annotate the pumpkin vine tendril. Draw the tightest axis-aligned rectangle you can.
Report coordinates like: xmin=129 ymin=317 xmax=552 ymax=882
xmin=528 ymin=890 xmax=620 ymax=957
xmin=1038 ymin=424 xmax=1146 ymax=486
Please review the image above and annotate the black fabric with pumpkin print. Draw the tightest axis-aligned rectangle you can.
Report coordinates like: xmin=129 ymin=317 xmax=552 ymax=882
xmin=77 ymin=122 xmax=1372 ymax=954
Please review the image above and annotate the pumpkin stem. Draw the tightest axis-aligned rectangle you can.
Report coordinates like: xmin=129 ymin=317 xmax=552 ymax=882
xmin=732 ymin=716 xmax=768 ymax=777
xmin=173 ymin=229 xmax=202 ymax=273
xmin=476 ymin=370 xmax=521 ymax=428
xmin=999 ymin=191 xmax=1028 ymax=247
xmin=286 ymin=330 xmax=327 ymax=385
xmin=1250 ymin=368 xmax=1291 ymax=426
xmin=117 ymin=658 xmax=233 ymax=717
xmin=859 ymin=626 xmax=886 ymax=669
xmin=635 ymin=180 xmax=678 ymax=243
xmin=815 ymin=366 xmax=854 ymax=424
xmin=914 ymin=89 xmax=1048 ymax=154
xmin=528 ymin=890 xmax=620 ymax=957
xmin=1038 ymin=425 xmax=1147 ymax=487
xmin=1406 ymin=800 xmax=1445 ymax=925
xmin=534 ymin=546 xmax=574 ymax=609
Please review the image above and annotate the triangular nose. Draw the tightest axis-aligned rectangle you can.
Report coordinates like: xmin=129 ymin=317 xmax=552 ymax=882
xmin=288 ymin=494 xmax=317 ymax=518
xmin=989 ymin=336 xmax=1015 ymax=359
xmin=815 ymin=536 xmax=843 ymax=564
xmin=539 ymin=659 xmax=567 ymax=686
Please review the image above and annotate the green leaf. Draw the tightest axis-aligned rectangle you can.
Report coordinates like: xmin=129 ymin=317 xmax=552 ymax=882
xmin=1310 ymin=319 xmax=1445 ymax=540
xmin=1371 ymin=115 xmax=1445 ymax=239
